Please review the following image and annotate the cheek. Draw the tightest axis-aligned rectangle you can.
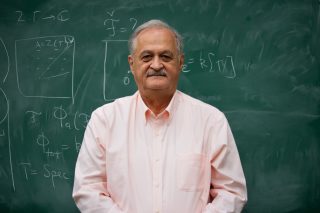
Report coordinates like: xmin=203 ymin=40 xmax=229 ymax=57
xmin=135 ymin=64 xmax=150 ymax=75
xmin=132 ymin=66 xmax=147 ymax=82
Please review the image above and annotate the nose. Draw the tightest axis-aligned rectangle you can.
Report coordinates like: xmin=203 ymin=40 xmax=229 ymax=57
xmin=150 ymin=56 xmax=163 ymax=70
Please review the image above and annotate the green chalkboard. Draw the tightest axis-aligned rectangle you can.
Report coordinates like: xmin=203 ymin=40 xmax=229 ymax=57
xmin=1 ymin=0 xmax=320 ymax=212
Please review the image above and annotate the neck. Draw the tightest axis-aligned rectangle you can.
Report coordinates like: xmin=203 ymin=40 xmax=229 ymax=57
xmin=140 ymin=90 xmax=175 ymax=115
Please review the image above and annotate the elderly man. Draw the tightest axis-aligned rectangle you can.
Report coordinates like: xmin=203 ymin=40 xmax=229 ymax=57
xmin=73 ymin=20 xmax=247 ymax=213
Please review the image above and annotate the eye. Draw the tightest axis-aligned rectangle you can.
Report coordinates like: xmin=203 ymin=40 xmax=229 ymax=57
xmin=161 ymin=55 xmax=173 ymax=62
xmin=141 ymin=54 xmax=152 ymax=62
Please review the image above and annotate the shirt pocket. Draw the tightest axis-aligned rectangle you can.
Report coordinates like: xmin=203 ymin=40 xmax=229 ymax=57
xmin=176 ymin=153 xmax=206 ymax=191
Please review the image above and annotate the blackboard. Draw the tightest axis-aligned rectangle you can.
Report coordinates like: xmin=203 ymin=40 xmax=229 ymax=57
xmin=1 ymin=0 xmax=320 ymax=212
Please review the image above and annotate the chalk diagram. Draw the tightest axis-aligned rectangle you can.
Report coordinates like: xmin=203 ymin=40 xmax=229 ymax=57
xmin=103 ymin=40 xmax=136 ymax=101
xmin=0 ymin=89 xmax=8 ymax=125
xmin=0 ymin=88 xmax=15 ymax=191
xmin=0 ymin=38 xmax=10 ymax=83
xmin=15 ymin=35 xmax=75 ymax=101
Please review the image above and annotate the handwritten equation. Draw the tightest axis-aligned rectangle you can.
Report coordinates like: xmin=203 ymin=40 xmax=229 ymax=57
xmin=15 ymin=9 xmax=70 ymax=23
xmin=15 ymin=35 xmax=75 ymax=101
xmin=104 ymin=10 xmax=138 ymax=37
xmin=19 ymin=162 xmax=70 ymax=189
xmin=6 ymin=7 xmax=238 ymax=104
xmin=182 ymin=51 xmax=236 ymax=78
xmin=16 ymin=106 xmax=89 ymax=188
xmin=25 ymin=106 xmax=90 ymax=132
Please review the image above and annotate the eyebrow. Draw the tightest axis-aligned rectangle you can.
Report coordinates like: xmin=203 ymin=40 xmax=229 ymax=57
xmin=140 ymin=50 xmax=153 ymax=56
xmin=139 ymin=50 xmax=174 ymax=56
xmin=161 ymin=50 xmax=174 ymax=56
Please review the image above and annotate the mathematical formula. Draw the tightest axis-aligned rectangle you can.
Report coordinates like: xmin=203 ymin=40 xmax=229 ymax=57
xmin=26 ymin=106 xmax=90 ymax=131
xmin=15 ymin=9 xmax=70 ymax=23
xmin=19 ymin=162 xmax=70 ymax=189
xmin=104 ymin=10 xmax=138 ymax=37
xmin=182 ymin=52 xmax=236 ymax=78
xmin=15 ymin=35 xmax=75 ymax=101
xmin=17 ymin=106 xmax=88 ymax=188
xmin=1 ymin=8 xmax=246 ymax=192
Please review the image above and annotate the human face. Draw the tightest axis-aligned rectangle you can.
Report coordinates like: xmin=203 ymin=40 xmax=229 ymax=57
xmin=128 ymin=27 xmax=184 ymax=96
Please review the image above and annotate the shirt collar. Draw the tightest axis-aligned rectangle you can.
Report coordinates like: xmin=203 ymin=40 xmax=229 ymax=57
xmin=136 ymin=90 xmax=179 ymax=125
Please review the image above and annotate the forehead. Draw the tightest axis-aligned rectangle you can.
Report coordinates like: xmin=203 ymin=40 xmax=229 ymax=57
xmin=135 ymin=27 xmax=177 ymax=53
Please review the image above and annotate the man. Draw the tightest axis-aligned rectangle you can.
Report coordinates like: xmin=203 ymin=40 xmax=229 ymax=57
xmin=73 ymin=20 xmax=247 ymax=213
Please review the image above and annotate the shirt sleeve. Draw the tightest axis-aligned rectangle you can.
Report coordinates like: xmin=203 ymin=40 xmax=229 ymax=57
xmin=72 ymin=110 xmax=124 ymax=213
xmin=203 ymin=113 xmax=248 ymax=213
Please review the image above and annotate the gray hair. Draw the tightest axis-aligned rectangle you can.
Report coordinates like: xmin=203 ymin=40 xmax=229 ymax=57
xmin=128 ymin=19 xmax=184 ymax=55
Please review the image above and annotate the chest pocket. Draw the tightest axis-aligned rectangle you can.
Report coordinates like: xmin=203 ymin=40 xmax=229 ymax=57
xmin=176 ymin=153 xmax=207 ymax=191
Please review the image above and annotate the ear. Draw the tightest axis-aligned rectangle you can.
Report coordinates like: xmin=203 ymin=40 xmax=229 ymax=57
xmin=128 ymin=55 xmax=134 ymax=75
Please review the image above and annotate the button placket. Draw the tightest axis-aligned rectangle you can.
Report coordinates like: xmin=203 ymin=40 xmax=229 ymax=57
xmin=153 ymin=118 xmax=164 ymax=213
xmin=150 ymin=114 xmax=170 ymax=213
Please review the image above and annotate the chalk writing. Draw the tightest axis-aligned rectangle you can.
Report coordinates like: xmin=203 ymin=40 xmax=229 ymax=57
xmin=0 ymin=89 xmax=8 ymax=124
xmin=182 ymin=51 xmax=237 ymax=78
xmin=25 ymin=111 xmax=42 ymax=125
xmin=36 ymin=132 xmax=50 ymax=152
xmin=103 ymin=10 xmax=138 ymax=37
xmin=15 ymin=9 xmax=70 ymax=23
xmin=15 ymin=35 xmax=75 ymax=102
xmin=19 ymin=163 xmax=35 ymax=180
xmin=25 ymin=107 xmax=89 ymax=131
xmin=35 ymin=132 xmax=66 ymax=161
xmin=17 ymin=105 xmax=87 ymax=189
xmin=53 ymin=106 xmax=90 ymax=131
xmin=19 ymin=162 xmax=70 ymax=189
xmin=123 ymin=76 xmax=130 ymax=85
xmin=43 ymin=164 xmax=70 ymax=189
xmin=53 ymin=106 xmax=68 ymax=128
xmin=103 ymin=40 xmax=135 ymax=101
xmin=44 ymin=149 xmax=63 ymax=161
xmin=34 ymin=131 xmax=81 ymax=162
xmin=21 ymin=105 xmax=88 ymax=192
xmin=0 ymin=38 xmax=10 ymax=83
xmin=74 ymin=111 xmax=90 ymax=131
xmin=35 ymin=36 xmax=74 ymax=80
xmin=0 ymin=88 xmax=14 ymax=191
xmin=102 ymin=40 xmax=237 ymax=101
xmin=75 ymin=136 xmax=81 ymax=153
xmin=0 ymin=129 xmax=5 ymax=137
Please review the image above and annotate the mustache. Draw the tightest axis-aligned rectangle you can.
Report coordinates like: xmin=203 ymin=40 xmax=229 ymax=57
xmin=146 ymin=69 xmax=167 ymax=77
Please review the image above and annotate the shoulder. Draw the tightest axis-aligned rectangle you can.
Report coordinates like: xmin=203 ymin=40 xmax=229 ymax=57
xmin=176 ymin=90 xmax=225 ymax=121
xmin=89 ymin=93 xmax=136 ymax=126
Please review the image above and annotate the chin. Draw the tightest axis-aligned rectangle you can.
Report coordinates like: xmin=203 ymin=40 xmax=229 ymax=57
xmin=146 ymin=84 xmax=169 ymax=90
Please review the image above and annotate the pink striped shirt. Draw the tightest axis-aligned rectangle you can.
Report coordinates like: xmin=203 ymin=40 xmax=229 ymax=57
xmin=73 ymin=90 xmax=247 ymax=213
